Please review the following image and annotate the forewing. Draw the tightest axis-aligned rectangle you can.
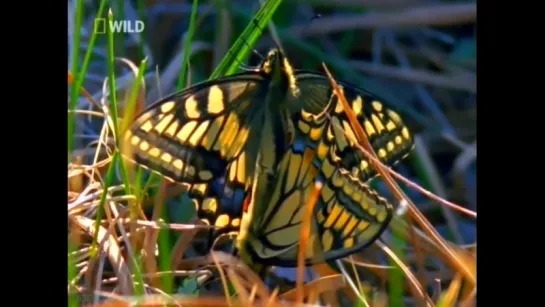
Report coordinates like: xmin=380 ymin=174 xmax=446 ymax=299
xmin=123 ymin=77 xmax=263 ymax=234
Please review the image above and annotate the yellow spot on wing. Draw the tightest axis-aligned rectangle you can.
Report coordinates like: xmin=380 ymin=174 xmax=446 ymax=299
xmin=139 ymin=141 xmax=149 ymax=152
xmin=378 ymin=148 xmax=387 ymax=158
xmin=215 ymin=214 xmax=230 ymax=228
xmin=372 ymin=101 xmax=383 ymax=112
xmin=149 ymin=147 xmax=161 ymax=157
xmin=140 ymin=121 xmax=153 ymax=132
xmin=317 ymin=141 xmax=328 ymax=160
xmin=192 ymin=183 xmax=206 ymax=195
xmin=160 ymin=101 xmax=175 ymax=113
xmin=386 ymin=120 xmax=396 ymax=131
xmin=334 ymin=101 xmax=344 ymax=114
xmin=185 ymin=95 xmax=200 ymax=119
xmin=188 ymin=121 xmax=210 ymax=146
xmin=352 ymin=96 xmax=363 ymax=114
xmin=202 ymin=116 xmax=223 ymax=150
xmin=322 ymin=229 xmax=333 ymax=251
xmin=177 ymin=121 xmax=197 ymax=143
xmin=229 ymin=160 xmax=237 ymax=182
xmin=154 ymin=114 xmax=174 ymax=134
xmin=131 ymin=135 xmax=140 ymax=145
xmin=309 ymin=127 xmax=322 ymax=141
xmin=231 ymin=218 xmax=241 ymax=227
xmin=214 ymin=114 xmax=239 ymax=156
xmin=236 ymin=153 xmax=246 ymax=184
xmin=343 ymin=237 xmax=354 ymax=248
xmin=298 ymin=120 xmax=310 ymax=134
xmin=207 ymin=86 xmax=224 ymax=114
xmin=377 ymin=209 xmax=388 ymax=223
xmin=342 ymin=120 xmax=357 ymax=145
xmin=229 ymin=126 xmax=250 ymax=158
xmin=202 ymin=198 xmax=217 ymax=213
xmin=371 ymin=114 xmax=385 ymax=133
xmin=173 ymin=159 xmax=184 ymax=170
xmin=388 ymin=110 xmax=402 ymax=123
xmin=387 ymin=141 xmax=395 ymax=151
xmin=364 ymin=120 xmax=376 ymax=136
xmin=324 ymin=205 xmax=342 ymax=228
xmin=165 ymin=121 xmax=179 ymax=137
xmin=161 ymin=153 xmax=172 ymax=163
xmin=343 ymin=216 xmax=359 ymax=238
xmin=333 ymin=211 xmax=350 ymax=231
xmin=402 ymin=127 xmax=410 ymax=140
xmin=395 ymin=136 xmax=403 ymax=145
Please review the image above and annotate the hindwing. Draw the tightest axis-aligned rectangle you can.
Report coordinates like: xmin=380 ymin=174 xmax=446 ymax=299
xmin=295 ymin=73 xmax=415 ymax=183
xmin=237 ymin=124 xmax=394 ymax=267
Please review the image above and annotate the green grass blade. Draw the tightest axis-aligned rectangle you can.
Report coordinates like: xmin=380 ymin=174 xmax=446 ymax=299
xmin=106 ymin=9 xmax=133 ymax=198
xmin=115 ymin=0 xmax=125 ymax=58
xmin=68 ymin=238 xmax=78 ymax=307
xmin=177 ymin=0 xmax=200 ymax=91
xmin=68 ymin=0 xmax=83 ymax=162
xmin=107 ymin=9 xmax=121 ymax=145
xmin=209 ymin=0 xmax=283 ymax=79
xmin=121 ymin=57 xmax=148 ymax=136
xmin=68 ymin=0 xmax=108 ymax=161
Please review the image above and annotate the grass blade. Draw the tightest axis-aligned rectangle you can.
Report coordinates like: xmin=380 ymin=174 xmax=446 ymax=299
xmin=209 ymin=0 xmax=283 ymax=79
xmin=107 ymin=9 xmax=121 ymax=145
xmin=68 ymin=0 xmax=108 ymax=161
xmin=68 ymin=0 xmax=84 ymax=162
xmin=177 ymin=0 xmax=200 ymax=90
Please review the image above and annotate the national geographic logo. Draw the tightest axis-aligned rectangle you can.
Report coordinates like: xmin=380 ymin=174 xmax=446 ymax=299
xmin=94 ymin=19 xmax=145 ymax=34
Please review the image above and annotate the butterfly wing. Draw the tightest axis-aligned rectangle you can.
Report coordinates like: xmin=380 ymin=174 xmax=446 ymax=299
xmin=123 ymin=75 xmax=268 ymax=233
xmin=293 ymin=71 xmax=415 ymax=183
xmin=238 ymin=117 xmax=394 ymax=267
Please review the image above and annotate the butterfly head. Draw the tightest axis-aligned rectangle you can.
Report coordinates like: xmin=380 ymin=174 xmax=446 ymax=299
xmin=260 ymin=48 xmax=300 ymax=98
